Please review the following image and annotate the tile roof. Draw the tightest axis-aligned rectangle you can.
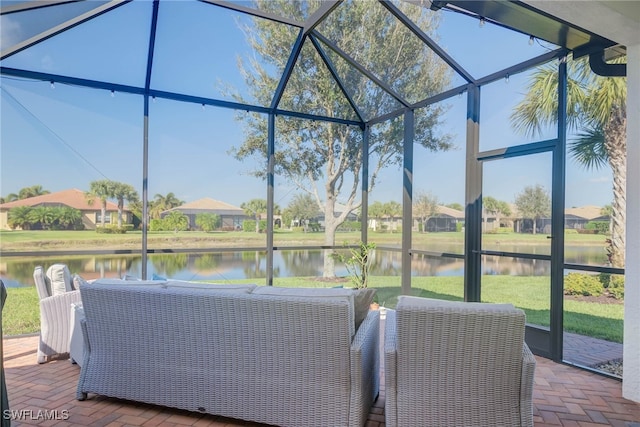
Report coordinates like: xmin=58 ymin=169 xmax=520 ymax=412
xmin=436 ymin=205 xmax=465 ymax=219
xmin=565 ymin=205 xmax=607 ymax=220
xmin=0 ymin=188 xmax=121 ymax=211
xmin=166 ymin=198 xmax=244 ymax=213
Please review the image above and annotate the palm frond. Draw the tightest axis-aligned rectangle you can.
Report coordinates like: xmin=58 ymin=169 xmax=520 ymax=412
xmin=568 ymin=126 xmax=608 ymax=170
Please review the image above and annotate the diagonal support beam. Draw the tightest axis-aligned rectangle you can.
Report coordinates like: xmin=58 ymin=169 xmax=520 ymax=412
xmin=1 ymin=0 xmax=81 ymax=15
xmin=303 ymin=1 xmax=341 ymax=35
xmin=380 ymin=0 xmax=476 ymax=84
xmin=270 ymin=29 xmax=306 ymax=110
xmin=1 ymin=0 xmax=130 ymax=60
xmin=200 ymin=0 xmax=303 ymax=28
xmin=312 ymin=30 xmax=411 ymax=108
xmin=309 ymin=34 xmax=364 ymax=123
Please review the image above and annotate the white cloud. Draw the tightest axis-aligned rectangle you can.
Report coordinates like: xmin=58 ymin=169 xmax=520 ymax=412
xmin=1 ymin=17 xmax=23 ymax=50
xmin=40 ymin=54 xmax=54 ymax=70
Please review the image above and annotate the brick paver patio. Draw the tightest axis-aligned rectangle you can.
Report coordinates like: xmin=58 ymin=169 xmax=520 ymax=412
xmin=3 ymin=325 xmax=640 ymax=426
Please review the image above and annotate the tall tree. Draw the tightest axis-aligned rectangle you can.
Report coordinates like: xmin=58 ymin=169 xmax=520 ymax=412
xmin=514 ymin=184 xmax=551 ymax=235
xmin=86 ymin=180 xmax=113 ymax=228
xmin=483 ymin=196 xmax=512 ymax=232
xmin=414 ymin=191 xmax=439 ymax=232
xmin=382 ymin=201 xmax=402 ymax=232
xmin=446 ymin=202 xmax=464 ymax=211
xmin=285 ymin=193 xmax=321 ymax=232
xmin=112 ymin=182 xmax=139 ymax=228
xmin=231 ymin=0 xmax=453 ymax=276
xmin=510 ymin=56 xmax=626 ymax=266
xmin=368 ymin=201 xmax=386 ymax=232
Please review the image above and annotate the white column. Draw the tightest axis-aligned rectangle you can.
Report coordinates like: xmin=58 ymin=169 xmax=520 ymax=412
xmin=623 ymin=43 xmax=640 ymax=403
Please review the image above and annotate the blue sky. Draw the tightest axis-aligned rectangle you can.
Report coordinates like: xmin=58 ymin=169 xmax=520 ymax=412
xmin=0 ymin=1 xmax=614 ymax=210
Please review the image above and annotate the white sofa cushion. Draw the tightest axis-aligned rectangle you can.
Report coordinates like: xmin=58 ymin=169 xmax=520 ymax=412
xmin=397 ymin=295 xmax=515 ymax=312
xmin=91 ymin=278 xmax=167 ymax=286
xmin=165 ymin=281 xmax=256 ymax=293
xmin=46 ymin=264 xmax=73 ymax=295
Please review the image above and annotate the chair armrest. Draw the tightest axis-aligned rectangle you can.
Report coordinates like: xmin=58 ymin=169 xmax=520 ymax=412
xmin=384 ymin=309 xmax=398 ymax=427
xmin=39 ymin=290 xmax=82 ymax=331
xmin=520 ymin=342 xmax=536 ymax=427
xmin=349 ymin=309 xmax=380 ymax=427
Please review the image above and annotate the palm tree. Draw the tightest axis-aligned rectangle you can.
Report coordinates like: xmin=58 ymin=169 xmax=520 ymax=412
xmin=7 ymin=206 xmax=32 ymax=230
xmin=241 ymin=199 xmax=268 ymax=233
xmin=163 ymin=211 xmax=189 ymax=233
xmin=86 ymin=180 xmax=114 ymax=228
xmin=18 ymin=185 xmax=50 ymax=199
xmin=150 ymin=192 xmax=184 ymax=219
xmin=510 ymin=56 xmax=626 ymax=267
xmin=27 ymin=206 xmax=54 ymax=230
xmin=57 ymin=207 xmax=82 ymax=230
xmin=112 ymin=182 xmax=139 ymax=228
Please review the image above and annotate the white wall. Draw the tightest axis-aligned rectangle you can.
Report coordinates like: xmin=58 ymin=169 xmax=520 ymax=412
xmin=623 ymin=43 xmax=640 ymax=402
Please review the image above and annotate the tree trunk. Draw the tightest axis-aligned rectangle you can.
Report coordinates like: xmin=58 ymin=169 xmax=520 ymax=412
xmin=117 ymin=200 xmax=124 ymax=228
xmin=101 ymin=202 xmax=106 ymax=228
xmin=605 ymin=112 xmax=626 ymax=268
xmin=322 ymin=197 xmax=338 ymax=278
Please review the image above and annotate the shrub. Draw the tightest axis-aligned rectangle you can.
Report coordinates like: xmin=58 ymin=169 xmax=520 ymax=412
xmin=242 ymin=220 xmax=266 ymax=232
xmin=309 ymin=221 xmax=322 ymax=232
xmin=95 ymin=225 xmax=127 ymax=234
xmin=608 ymin=276 xmax=625 ymax=299
xmin=149 ymin=218 xmax=165 ymax=231
xmin=456 ymin=222 xmax=463 ymax=232
xmin=564 ymin=273 xmax=604 ymax=296
xmin=576 ymin=229 xmax=597 ymax=234
xmin=585 ymin=221 xmax=609 ymax=234
xmin=564 ymin=229 xmax=578 ymax=234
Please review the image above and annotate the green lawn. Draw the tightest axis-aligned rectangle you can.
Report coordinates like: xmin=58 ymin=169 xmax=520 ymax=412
xmin=2 ymin=275 xmax=622 ymax=342
xmin=0 ymin=229 xmax=608 ymax=252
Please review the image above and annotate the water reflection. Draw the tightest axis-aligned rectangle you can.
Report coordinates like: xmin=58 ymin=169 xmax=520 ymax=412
xmin=0 ymin=245 xmax=609 ymax=287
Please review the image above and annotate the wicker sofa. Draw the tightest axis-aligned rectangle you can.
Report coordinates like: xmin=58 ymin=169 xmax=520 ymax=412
xmin=75 ymin=280 xmax=380 ymax=427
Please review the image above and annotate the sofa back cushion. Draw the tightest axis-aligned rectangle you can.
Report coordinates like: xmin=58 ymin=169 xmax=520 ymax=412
xmin=252 ymin=286 xmax=356 ymax=336
xmin=165 ymin=281 xmax=256 ymax=293
xmin=46 ymin=264 xmax=73 ymax=296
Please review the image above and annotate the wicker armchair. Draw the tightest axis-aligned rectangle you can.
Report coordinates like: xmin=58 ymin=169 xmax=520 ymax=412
xmin=33 ymin=265 xmax=81 ymax=364
xmin=385 ymin=296 xmax=536 ymax=427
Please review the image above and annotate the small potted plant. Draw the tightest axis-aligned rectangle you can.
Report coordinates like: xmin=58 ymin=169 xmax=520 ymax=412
xmin=332 ymin=242 xmax=379 ymax=310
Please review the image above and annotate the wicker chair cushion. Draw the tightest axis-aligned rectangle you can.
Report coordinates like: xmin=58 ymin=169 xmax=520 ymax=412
xmin=398 ymin=295 xmax=514 ymax=311
xmin=46 ymin=264 xmax=73 ymax=296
